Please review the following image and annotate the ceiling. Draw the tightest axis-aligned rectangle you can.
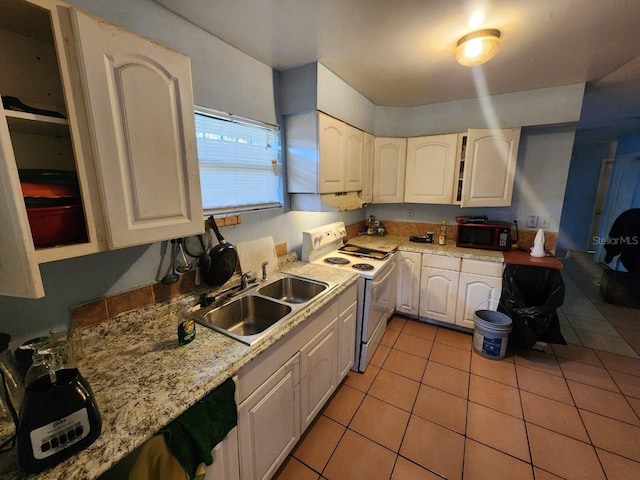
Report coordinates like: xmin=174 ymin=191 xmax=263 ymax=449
xmin=156 ymin=0 xmax=640 ymax=143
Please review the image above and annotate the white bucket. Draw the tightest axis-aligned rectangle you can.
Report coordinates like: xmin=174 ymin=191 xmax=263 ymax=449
xmin=473 ymin=309 xmax=512 ymax=360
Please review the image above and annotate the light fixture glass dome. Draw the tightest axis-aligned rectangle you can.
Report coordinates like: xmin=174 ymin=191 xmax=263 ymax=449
xmin=456 ymin=28 xmax=501 ymax=66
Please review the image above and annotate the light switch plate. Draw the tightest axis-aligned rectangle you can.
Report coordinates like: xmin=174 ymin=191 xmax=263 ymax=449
xmin=527 ymin=215 xmax=539 ymax=228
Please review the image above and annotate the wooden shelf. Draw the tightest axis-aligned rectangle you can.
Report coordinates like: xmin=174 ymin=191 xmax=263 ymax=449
xmin=5 ymin=109 xmax=69 ymax=136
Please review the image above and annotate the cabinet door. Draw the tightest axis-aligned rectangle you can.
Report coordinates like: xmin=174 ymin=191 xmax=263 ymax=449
xmin=405 ymin=134 xmax=458 ymax=204
xmin=318 ymin=112 xmax=345 ymax=193
xmin=300 ymin=318 xmax=339 ymax=431
xmin=362 ymin=132 xmax=375 ymax=203
xmin=206 ymin=426 xmax=240 ymax=480
xmin=396 ymin=251 xmax=421 ymax=317
xmin=373 ymin=137 xmax=406 ymax=203
xmin=70 ymin=9 xmax=203 ymax=249
xmin=338 ymin=298 xmax=357 ymax=379
xmin=456 ymin=273 xmax=502 ymax=330
xmin=419 ymin=267 xmax=459 ymax=324
xmin=344 ymin=123 xmax=364 ymax=192
xmin=238 ymin=354 xmax=300 ymax=480
xmin=460 ymin=128 xmax=521 ymax=207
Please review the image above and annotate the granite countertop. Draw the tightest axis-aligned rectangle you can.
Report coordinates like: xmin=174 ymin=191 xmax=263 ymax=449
xmin=348 ymin=235 xmax=505 ymax=263
xmin=0 ymin=261 xmax=358 ymax=480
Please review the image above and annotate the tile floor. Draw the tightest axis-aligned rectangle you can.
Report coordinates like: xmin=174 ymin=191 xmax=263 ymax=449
xmin=274 ymin=254 xmax=640 ymax=480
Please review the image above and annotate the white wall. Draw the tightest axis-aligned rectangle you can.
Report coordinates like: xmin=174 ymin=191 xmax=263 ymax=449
xmin=374 ymin=83 xmax=585 ymax=137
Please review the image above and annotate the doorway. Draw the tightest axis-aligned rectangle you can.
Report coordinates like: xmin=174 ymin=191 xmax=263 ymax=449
xmin=588 ymin=159 xmax=614 ymax=252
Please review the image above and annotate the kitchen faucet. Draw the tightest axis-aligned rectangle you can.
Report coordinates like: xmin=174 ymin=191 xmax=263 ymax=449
xmin=240 ymin=272 xmax=253 ymax=289
xmin=261 ymin=261 xmax=269 ymax=282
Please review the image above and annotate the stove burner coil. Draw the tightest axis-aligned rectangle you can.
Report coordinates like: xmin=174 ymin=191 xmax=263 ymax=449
xmin=324 ymin=257 xmax=350 ymax=265
xmin=352 ymin=263 xmax=374 ymax=271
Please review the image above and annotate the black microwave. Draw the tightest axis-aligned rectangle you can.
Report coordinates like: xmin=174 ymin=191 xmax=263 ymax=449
xmin=456 ymin=221 xmax=511 ymax=251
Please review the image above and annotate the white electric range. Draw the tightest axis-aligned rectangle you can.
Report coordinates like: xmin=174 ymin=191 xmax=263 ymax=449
xmin=302 ymin=222 xmax=397 ymax=372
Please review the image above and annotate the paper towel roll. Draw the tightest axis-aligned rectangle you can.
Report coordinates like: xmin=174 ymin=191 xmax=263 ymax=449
xmin=530 ymin=229 xmax=546 ymax=257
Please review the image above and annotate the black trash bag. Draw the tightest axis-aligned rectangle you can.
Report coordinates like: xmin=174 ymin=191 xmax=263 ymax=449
xmin=498 ymin=265 xmax=567 ymax=349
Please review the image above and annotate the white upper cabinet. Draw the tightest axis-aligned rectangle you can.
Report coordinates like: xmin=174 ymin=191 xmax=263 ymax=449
xmin=361 ymin=132 xmax=375 ymax=204
xmin=287 ymin=112 xmax=364 ymax=195
xmin=373 ymin=137 xmax=406 ymax=203
xmin=405 ymin=134 xmax=459 ymax=204
xmin=70 ymin=8 xmax=202 ymax=248
xmin=460 ymin=128 xmax=521 ymax=207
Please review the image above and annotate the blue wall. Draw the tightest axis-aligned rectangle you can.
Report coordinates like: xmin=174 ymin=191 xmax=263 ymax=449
xmin=557 ymin=143 xmax=614 ymax=251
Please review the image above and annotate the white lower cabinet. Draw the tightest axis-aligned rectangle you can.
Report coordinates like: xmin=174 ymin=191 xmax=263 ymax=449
xmin=419 ymin=266 xmax=460 ymax=324
xmin=235 ymin=283 xmax=357 ymax=480
xmin=456 ymin=273 xmax=502 ymax=329
xmin=205 ymin=426 xmax=241 ymax=480
xmin=238 ymin=354 xmax=301 ymax=480
xmin=396 ymin=251 xmax=421 ymax=316
xmin=300 ymin=318 xmax=339 ymax=431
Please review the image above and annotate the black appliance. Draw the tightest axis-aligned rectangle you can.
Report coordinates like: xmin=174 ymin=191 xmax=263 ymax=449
xmin=456 ymin=221 xmax=511 ymax=251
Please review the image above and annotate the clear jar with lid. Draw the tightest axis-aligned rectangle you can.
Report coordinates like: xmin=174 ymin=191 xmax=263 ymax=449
xmin=438 ymin=220 xmax=448 ymax=245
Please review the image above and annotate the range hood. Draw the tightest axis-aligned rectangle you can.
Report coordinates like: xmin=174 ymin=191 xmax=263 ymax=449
xmin=291 ymin=192 xmax=365 ymax=212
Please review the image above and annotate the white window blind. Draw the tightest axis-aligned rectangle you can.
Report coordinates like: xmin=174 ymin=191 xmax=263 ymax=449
xmin=195 ymin=107 xmax=283 ymax=213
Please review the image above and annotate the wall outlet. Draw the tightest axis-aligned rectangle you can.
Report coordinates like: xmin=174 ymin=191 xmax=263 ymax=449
xmin=407 ymin=208 xmax=414 ymax=219
xmin=527 ymin=215 xmax=539 ymax=228
xmin=539 ymin=216 xmax=550 ymax=228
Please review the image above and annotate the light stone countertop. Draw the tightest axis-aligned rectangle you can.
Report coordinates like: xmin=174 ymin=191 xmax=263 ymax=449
xmin=348 ymin=235 xmax=505 ymax=263
xmin=0 ymin=261 xmax=358 ymax=480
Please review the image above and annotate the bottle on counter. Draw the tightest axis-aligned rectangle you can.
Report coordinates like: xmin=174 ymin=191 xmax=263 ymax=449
xmin=438 ymin=221 xmax=447 ymax=245
xmin=177 ymin=297 xmax=197 ymax=346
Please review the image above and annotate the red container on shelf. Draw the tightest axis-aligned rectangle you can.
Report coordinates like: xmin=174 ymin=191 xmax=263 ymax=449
xmin=25 ymin=204 xmax=85 ymax=248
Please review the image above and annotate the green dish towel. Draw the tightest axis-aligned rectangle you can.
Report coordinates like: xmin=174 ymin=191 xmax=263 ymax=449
xmin=161 ymin=378 xmax=237 ymax=478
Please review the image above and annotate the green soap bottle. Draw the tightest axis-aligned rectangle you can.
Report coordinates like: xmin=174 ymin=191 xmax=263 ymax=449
xmin=177 ymin=297 xmax=196 ymax=346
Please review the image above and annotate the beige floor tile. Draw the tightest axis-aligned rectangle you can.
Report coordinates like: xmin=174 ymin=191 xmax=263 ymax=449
xmin=596 ymin=350 xmax=640 ymax=376
xmin=422 ymin=361 xmax=470 ymax=399
xmin=321 ymin=384 xmax=365 ymax=426
xmin=274 ymin=457 xmax=320 ymax=480
xmin=387 ymin=316 xmax=407 ymax=331
xmin=369 ymin=368 xmax=420 ymax=412
xmin=463 ymin=439 xmax=534 ymax=480
xmin=429 ymin=342 xmax=471 ymax=372
xmin=607 ymin=314 xmax=640 ymax=332
xmin=400 ymin=415 xmax=464 ymax=480
xmin=393 ymin=333 xmax=433 ymax=358
xmin=581 ymin=410 xmax=640 ymax=462
xmin=434 ymin=328 xmax=472 ymax=350
xmin=344 ymin=365 xmax=379 ymax=393
xmin=520 ymin=390 xmax=590 ymax=442
xmin=574 ymin=329 xmax=639 ymax=358
xmin=391 ymin=456 xmax=442 ymax=479
xmin=466 ymin=402 xmax=530 ymax=462
xmin=551 ymin=343 xmax=603 ymax=367
xmin=469 ymin=374 xmax=523 ymax=418
xmin=370 ymin=344 xmax=391 ymax=367
xmin=513 ymin=349 xmax=563 ymax=377
xmin=560 ymin=324 xmax=582 ymax=345
xmin=350 ymin=395 xmax=410 ymax=452
xmin=323 ymin=429 xmax=396 ymax=480
xmin=559 ymin=358 xmax=619 ymax=392
xmin=382 ymin=349 xmax=427 ymax=381
xmin=413 ymin=384 xmax=467 ymax=434
xmin=381 ymin=328 xmax=400 ymax=347
xmin=293 ymin=415 xmax=345 ymax=472
xmin=562 ymin=303 xmax=607 ymax=320
xmin=527 ymin=423 xmax=605 ymax=479
xmin=596 ymin=448 xmax=640 ymax=480
xmin=516 ymin=364 xmax=574 ymax=405
xmin=568 ymin=314 xmax=620 ymax=336
xmin=533 ymin=467 xmax=564 ymax=479
xmin=568 ymin=380 xmax=640 ymax=425
xmin=402 ymin=320 xmax=438 ymax=340
xmin=470 ymin=351 xmax=518 ymax=387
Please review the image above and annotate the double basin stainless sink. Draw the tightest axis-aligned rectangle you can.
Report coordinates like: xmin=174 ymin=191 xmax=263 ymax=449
xmin=192 ymin=275 xmax=334 ymax=345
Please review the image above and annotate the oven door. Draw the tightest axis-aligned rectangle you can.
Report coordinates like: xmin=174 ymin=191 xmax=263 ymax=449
xmin=362 ymin=256 xmax=397 ymax=342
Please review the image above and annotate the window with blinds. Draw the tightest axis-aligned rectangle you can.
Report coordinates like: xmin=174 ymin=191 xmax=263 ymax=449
xmin=195 ymin=107 xmax=283 ymax=213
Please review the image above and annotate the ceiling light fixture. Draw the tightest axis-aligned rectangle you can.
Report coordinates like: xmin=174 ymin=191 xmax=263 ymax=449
xmin=456 ymin=28 xmax=501 ymax=66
